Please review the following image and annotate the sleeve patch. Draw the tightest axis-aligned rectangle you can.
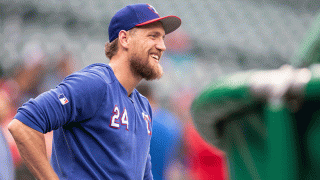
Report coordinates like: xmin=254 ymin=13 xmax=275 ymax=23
xmin=58 ymin=93 xmax=69 ymax=105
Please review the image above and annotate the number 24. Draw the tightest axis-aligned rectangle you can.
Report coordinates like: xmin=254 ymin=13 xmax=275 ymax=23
xmin=110 ymin=105 xmax=129 ymax=131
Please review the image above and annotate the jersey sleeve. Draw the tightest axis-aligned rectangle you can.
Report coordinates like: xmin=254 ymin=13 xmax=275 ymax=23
xmin=14 ymin=70 xmax=107 ymax=133
xmin=143 ymin=153 xmax=153 ymax=180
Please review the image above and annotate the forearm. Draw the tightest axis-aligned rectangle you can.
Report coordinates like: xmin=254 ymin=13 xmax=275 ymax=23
xmin=8 ymin=119 xmax=59 ymax=180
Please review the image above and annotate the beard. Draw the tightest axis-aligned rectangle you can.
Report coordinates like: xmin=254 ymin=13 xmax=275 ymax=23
xmin=130 ymin=53 xmax=164 ymax=81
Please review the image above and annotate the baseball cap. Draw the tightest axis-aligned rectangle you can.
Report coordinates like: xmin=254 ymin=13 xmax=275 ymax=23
xmin=108 ymin=3 xmax=181 ymax=42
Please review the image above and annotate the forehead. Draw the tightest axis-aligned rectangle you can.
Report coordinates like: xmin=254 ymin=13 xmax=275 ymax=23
xmin=136 ymin=21 xmax=165 ymax=35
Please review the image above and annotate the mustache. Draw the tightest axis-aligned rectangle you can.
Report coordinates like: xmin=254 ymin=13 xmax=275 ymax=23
xmin=149 ymin=49 xmax=162 ymax=59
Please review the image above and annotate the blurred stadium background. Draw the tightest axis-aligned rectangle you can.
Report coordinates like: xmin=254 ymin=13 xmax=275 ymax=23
xmin=1 ymin=0 xmax=320 ymax=83
xmin=1 ymin=0 xmax=320 ymax=179
xmin=1 ymin=0 xmax=320 ymax=92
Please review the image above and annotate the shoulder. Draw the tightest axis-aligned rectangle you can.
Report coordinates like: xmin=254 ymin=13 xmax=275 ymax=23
xmin=69 ymin=63 xmax=116 ymax=84
xmin=134 ymin=89 xmax=153 ymax=113
xmin=135 ymin=90 xmax=150 ymax=106
xmin=58 ymin=63 xmax=115 ymax=96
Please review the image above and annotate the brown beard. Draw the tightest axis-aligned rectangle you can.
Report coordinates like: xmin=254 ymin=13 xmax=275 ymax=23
xmin=130 ymin=53 xmax=163 ymax=81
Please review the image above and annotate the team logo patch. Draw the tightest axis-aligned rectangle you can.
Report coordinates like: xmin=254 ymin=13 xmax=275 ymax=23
xmin=58 ymin=94 xmax=69 ymax=105
xmin=147 ymin=4 xmax=159 ymax=16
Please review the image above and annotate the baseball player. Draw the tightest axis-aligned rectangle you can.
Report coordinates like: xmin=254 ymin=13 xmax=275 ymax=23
xmin=8 ymin=3 xmax=181 ymax=180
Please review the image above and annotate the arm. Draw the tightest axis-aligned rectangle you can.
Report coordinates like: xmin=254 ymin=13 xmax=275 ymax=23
xmin=9 ymin=69 xmax=107 ymax=179
xmin=8 ymin=119 xmax=59 ymax=180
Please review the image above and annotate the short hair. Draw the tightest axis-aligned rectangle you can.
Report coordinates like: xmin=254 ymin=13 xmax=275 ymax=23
xmin=104 ymin=28 xmax=138 ymax=60
xmin=105 ymin=38 xmax=118 ymax=60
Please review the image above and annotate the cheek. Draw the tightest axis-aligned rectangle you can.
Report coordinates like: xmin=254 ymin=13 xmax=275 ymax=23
xmin=132 ymin=39 xmax=154 ymax=56
xmin=142 ymin=40 xmax=155 ymax=49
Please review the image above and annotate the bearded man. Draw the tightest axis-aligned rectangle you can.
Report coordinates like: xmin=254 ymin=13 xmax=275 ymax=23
xmin=8 ymin=4 xmax=181 ymax=180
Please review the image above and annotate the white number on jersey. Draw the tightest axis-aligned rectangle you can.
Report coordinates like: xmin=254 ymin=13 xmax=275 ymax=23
xmin=110 ymin=105 xmax=120 ymax=128
xmin=110 ymin=105 xmax=129 ymax=131
xmin=121 ymin=108 xmax=129 ymax=131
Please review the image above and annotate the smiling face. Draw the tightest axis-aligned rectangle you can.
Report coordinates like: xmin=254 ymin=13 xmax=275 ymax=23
xmin=128 ymin=21 xmax=166 ymax=80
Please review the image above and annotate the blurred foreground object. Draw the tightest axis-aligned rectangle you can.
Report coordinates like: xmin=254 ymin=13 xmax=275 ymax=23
xmin=191 ymin=64 xmax=320 ymax=179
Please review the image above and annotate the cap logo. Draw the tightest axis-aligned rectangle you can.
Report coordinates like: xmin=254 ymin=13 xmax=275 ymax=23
xmin=147 ymin=4 xmax=159 ymax=16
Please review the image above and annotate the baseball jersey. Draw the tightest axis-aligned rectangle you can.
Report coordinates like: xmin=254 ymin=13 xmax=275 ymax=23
xmin=14 ymin=63 xmax=154 ymax=180
xmin=150 ymin=108 xmax=182 ymax=180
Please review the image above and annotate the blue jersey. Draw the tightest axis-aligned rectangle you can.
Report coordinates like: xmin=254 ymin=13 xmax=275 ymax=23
xmin=14 ymin=63 xmax=154 ymax=180
xmin=150 ymin=108 xmax=182 ymax=180
xmin=0 ymin=129 xmax=14 ymax=180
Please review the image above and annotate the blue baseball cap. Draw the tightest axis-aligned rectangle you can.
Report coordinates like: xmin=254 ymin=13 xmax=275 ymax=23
xmin=108 ymin=3 xmax=181 ymax=42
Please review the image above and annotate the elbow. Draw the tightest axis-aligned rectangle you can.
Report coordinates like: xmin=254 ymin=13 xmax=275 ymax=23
xmin=8 ymin=119 xmax=15 ymax=133
xmin=8 ymin=119 xmax=22 ymax=136
xmin=8 ymin=119 xmax=44 ymax=139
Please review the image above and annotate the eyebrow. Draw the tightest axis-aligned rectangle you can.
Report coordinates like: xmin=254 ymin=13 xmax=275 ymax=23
xmin=149 ymin=31 xmax=165 ymax=39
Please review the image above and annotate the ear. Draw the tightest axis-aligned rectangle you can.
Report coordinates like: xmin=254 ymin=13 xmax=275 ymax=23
xmin=118 ymin=30 xmax=130 ymax=49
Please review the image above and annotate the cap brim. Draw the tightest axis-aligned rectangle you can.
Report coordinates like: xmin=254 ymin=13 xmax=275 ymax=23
xmin=136 ymin=15 xmax=181 ymax=35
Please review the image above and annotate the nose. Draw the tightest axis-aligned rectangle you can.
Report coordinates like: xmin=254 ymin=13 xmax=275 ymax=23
xmin=156 ymin=39 xmax=166 ymax=52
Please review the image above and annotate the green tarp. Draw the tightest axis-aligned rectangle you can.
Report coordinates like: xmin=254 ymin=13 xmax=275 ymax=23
xmin=191 ymin=65 xmax=320 ymax=180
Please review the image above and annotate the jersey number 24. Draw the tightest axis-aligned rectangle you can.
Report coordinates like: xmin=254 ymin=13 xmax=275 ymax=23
xmin=109 ymin=105 xmax=152 ymax=134
xmin=110 ymin=105 xmax=129 ymax=131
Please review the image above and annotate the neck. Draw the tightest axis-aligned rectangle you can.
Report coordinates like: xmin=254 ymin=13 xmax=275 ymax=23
xmin=109 ymin=58 xmax=142 ymax=96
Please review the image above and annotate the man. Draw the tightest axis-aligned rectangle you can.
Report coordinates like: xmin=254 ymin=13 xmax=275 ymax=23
xmin=136 ymin=84 xmax=185 ymax=180
xmin=0 ymin=89 xmax=15 ymax=180
xmin=0 ymin=128 xmax=14 ymax=180
xmin=8 ymin=3 xmax=181 ymax=180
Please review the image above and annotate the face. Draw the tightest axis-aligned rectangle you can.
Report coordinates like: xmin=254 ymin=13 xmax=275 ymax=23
xmin=128 ymin=21 xmax=166 ymax=81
